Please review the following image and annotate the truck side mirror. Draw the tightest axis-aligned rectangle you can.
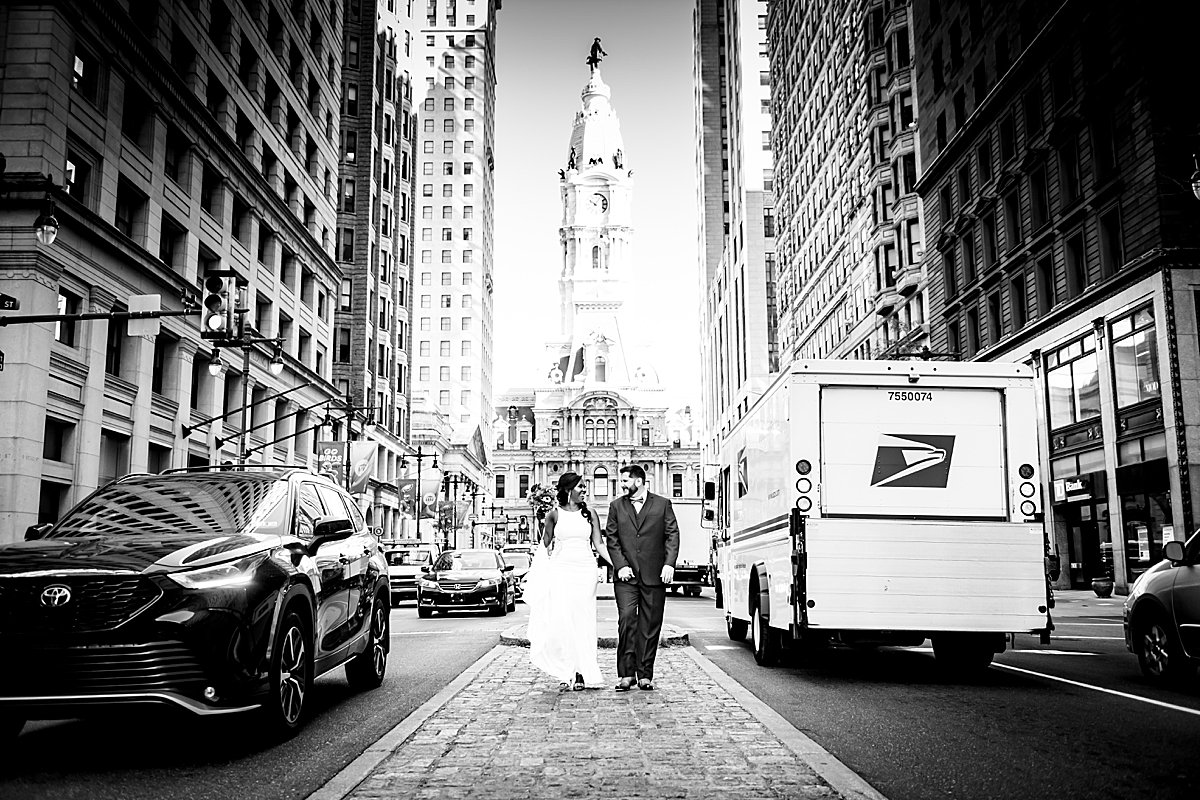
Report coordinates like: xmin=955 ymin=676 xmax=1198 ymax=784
xmin=703 ymin=481 xmax=716 ymax=501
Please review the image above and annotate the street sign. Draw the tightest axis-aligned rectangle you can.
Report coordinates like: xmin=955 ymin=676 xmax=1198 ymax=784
xmin=126 ymin=294 xmax=162 ymax=337
xmin=0 ymin=292 xmax=18 ymax=311
xmin=0 ymin=349 xmax=4 ymax=372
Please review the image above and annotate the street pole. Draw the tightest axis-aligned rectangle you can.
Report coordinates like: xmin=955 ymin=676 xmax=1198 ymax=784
xmin=344 ymin=386 xmax=354 ymax=492
xmin=237 ymin=303 xmax=250 ymax=464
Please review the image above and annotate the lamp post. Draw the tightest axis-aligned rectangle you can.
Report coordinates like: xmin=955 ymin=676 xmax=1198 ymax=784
xmin=400 ymin=446 xmax=438 ymax=544
xmin=334 ymin=386 xmax=380 ymax=491
xmin=467 ymin=485 xmax=483 ymax=548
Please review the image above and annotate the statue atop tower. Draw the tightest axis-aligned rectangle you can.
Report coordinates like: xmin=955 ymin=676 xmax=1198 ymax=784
xmin=586 ymin=37 xmax=607 ymax=71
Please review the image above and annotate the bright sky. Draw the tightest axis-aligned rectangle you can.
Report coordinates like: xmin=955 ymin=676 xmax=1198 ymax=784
xmin=492 ymin=0 xmax=700 ymax=411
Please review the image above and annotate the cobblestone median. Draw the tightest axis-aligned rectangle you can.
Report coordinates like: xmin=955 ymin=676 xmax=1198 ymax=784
xmin=345 ymin=647 xmax=840 ymax=800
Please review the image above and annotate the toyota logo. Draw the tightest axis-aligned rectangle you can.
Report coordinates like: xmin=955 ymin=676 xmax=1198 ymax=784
xmin=40 ymin=584 xmax=72 ymax=607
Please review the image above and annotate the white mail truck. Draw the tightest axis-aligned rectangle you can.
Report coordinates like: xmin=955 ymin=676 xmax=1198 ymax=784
xmin=710 ymin=360 xmax=1054 ymax=674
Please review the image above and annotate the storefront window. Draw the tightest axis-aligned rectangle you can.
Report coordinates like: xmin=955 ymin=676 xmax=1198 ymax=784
xmin=1111 ymin=305 xmax=1160 ymax=408
xmin=1046 ymin=334 xmax=1100 ymax=430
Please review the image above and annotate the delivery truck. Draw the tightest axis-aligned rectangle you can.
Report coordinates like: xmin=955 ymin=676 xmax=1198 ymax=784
xmin=711 ymin=359 xmax=1054 ymax=674
xmin=668 ymin=499 xmax=712 ymax=596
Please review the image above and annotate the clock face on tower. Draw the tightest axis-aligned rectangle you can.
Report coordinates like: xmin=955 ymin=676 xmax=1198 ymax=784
xmin=588 ymin=192 xmax=609 ymax=213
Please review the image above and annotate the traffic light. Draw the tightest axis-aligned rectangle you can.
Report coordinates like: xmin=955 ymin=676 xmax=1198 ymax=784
xmin=201 ymin=272 xmax=232 ymax=339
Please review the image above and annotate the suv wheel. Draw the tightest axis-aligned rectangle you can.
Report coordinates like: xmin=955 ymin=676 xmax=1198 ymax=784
xmin=346 ymin=590 xmax=389 ymax=690
xmin=1136 ymin=612 xmax=1195 ymax=684
xmin=264 ymin=609 xmax=313 ymax=736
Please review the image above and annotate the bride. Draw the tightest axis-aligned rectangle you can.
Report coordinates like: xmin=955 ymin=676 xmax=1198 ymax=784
xmin=526 ymin=472 xmax=612 ymax=691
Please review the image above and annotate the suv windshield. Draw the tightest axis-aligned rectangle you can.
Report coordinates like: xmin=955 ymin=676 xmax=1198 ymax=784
xmin=386 ymin=550 xmax=431 ymax=566
xmin=434 ymin=552 xmax=498 ymax=571
xmin=50 ymin=474 xmax=291 ymax=539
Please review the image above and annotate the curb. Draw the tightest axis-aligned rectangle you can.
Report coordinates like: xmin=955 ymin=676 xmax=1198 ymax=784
xmin=683 ymin=648 xmax=889 ymax=800
xmin=304 ymin=646 xmax=504 ymax=800
xmin=499 ymin=623 xmax=689 ymax=648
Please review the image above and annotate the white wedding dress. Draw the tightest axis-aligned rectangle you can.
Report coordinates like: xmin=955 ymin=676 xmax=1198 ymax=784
xmin=525 ymin=507 xmax=604 ymax=687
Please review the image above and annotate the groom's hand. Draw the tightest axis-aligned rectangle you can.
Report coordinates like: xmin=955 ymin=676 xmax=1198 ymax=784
xmin=617 ymin=566 xmax=634 ymax=582
xmin=660 ymin=565 xmax=674 ymax=584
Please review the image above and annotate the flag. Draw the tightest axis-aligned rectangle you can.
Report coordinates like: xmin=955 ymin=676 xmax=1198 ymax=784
xmin=348 ymin=442 xmax=378 ymax=493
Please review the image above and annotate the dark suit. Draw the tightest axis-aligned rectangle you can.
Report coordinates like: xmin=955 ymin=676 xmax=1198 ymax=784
xmin=604 ymin=492 xmax=680 ymax=680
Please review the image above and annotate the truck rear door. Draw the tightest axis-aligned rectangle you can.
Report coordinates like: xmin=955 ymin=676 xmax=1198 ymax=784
xmin=820 ymin=386 xmax=1008 ymax=519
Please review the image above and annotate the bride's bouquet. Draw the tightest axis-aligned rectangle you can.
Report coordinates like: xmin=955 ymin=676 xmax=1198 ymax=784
xmin=527 ymin=483 xmax=556 ymax=520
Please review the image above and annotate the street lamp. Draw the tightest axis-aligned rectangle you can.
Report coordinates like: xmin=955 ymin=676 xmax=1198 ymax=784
xmin=400 ymin=446 xmax=438 ymax=544
xmin=33 ymin=192 xmax=59 ymax=246
xmin=207 ymin=347 xmax=223 ymax=377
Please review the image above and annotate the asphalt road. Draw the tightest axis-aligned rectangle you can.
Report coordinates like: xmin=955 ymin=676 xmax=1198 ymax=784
xmin=0 ymin=601 xmax=518 ymax=800
xmin=666 ymin=589 xmax=1200 ymax=800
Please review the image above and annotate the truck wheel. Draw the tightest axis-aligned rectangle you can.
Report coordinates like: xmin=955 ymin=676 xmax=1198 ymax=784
xmin=727 ymin=614 xmax=748 ymax=642
xmin=932 ymin=634 xmax=994 ymax=675
xmin=751 ymin=605 xmax=778 ymax=667
xmin=1135 ymin=611 xmax=1195 ymax=685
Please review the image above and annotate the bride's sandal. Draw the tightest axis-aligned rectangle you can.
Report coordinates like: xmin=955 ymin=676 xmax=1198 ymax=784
xmin=557 ymin=681 xmax=572 ymax=692
xmin=573 ymin=673 xmax=585 ymax=691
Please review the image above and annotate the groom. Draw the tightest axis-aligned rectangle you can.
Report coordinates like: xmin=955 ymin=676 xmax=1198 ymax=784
xmin=604 ymin=465 xmax=680 ymax=691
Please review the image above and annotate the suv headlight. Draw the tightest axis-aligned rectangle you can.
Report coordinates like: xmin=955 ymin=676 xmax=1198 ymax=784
xmin=167 ymin=552 xmax=270 ymax=590
xmin=477 ymin=578 xmax=501 ymax=588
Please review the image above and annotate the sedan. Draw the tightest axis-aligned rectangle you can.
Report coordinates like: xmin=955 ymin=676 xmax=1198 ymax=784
xmin=416 ymin=549 xmax=516 ymax=617
xmin=0 ymin=467 xmax=391 ymax=741
xmin=1124 ymin=529 xmax=1200 ymax=684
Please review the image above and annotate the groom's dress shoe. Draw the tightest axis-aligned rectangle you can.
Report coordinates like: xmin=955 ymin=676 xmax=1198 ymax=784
xmin=637 ymin=679 xmax=654 ymax=690
xmin=615 ymin=677 xmax=636 ymax=692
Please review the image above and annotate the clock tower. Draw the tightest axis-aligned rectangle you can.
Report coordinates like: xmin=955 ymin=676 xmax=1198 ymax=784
xmin=548 ymin=67 xmax=637 ymax=387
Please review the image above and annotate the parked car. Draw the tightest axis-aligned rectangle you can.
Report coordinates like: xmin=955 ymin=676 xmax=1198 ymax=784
xmin=383 ymin=541 xmax=441 ymax=604
xmin=1123 ymin=529 xmax=1200 ymax=684
xmin=500 ymin=550 xmax=533 ymax=599
xmin=0 ymin=467 xmax=391 ymax=741
xmin=417 ymin=549 xmax=516 ymax=617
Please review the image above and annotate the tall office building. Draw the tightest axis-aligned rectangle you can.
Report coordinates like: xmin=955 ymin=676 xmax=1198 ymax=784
xmin=333 ymin=0 xmax=420 ymax=535
xmin=768 ymin=0 xmax=926 ymax=365
xmin=0 ymin=0 xmax=346 ymax=542
xmin=692 ymin=0 xmax=778 ymax=458
xmin=411 ymin=0 xmax=500 ymax=449
xmin=911 ymin=0 xmax=1200 ymax=592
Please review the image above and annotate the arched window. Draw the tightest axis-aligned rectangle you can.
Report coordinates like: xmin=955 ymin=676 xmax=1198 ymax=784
xmin=595 ymin=356 xmax=606 ymax=382
xmin=584 ymin=419 xmax=596 ymax=445
xmin=606 ymin=419 xmax=617 ymax=445
xmin=593 ymin=467 xmax=609 ymax=496
xmin=592 ymin=245 xmax=602 ymax=271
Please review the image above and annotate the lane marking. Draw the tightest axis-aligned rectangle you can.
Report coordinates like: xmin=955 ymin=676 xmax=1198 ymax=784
xmin=1047 ymin=635 xmax=1124 ymax=641
xmin=992 ymin=662 xmax=1200 ymax=718
xmin=702 ymin=644 xmax=739 ymax=650
xmin=1004 ymin=650 xmax=1099 ymax=656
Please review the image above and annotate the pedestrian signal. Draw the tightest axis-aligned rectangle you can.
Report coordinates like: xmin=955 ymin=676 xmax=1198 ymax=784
xmin=201 ymin=273 xmax=231 ymax=339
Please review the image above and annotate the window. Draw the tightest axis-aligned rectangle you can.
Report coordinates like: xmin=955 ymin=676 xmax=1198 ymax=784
xmin=1009 ymin=272 xmax=1028 ymax=329
xmin=976 ymin=139 xmax=993 ymax=185
xmin=438 ymin=390 xmax=450 ymax=406
xmin=495 ymin=475 xmax=505 ymax=499
xmin=164 ymin=124 xmax=189 ymax=184
xmin=986 ymin=291 xmax=1002 ymax=345
xmin=105 ymin=310 xmax=127 ymax=377
xmin=999 ymin=114 xmax=1016 ymax=162
xmin=1035 ymin=252 xmax=1055 ymax=314
xmin=1111 ymin=306 xmax=1160 ymax=408
xmin=1046 ymin=335 xmax=1100 ymax=429
xmin=440 ymin=341 xmax=450 ymax=357
xmin=519 ymin=474 xmax=530 ymax=496
xmin=72 ymin=43 xmax=102 ymax=105
xmin=982 ymin=212 xmax=998 ymax=268
xmin=1065 ymin=231 xmax=1086 ymax=298
xmin=114 ymin=178 xmax=148 ymax=243
xmin=65 ymin=148 xmax=96 ymax=210
xmin=1003 ymin=190 xmax=1022 ymax=250
xmin=672 ymin=473 xmax=683 ymax=499
xmin=1030 ymin=167 xmax=1049 ymax=230
xmin=1023 ymin=84 xmax=1044 ymax=137
xmin=461 ymin=341 xmax=471 ymax=356
xmin=1099 ymin=207 xmax=1124 ymax=277
xmin=121 ymin=84 xmax=154 ymax=152
xmin=200 ymin=162 xmax=221 ymax=216
xmin=1059 ymin=138 xmax=1081 ymax=207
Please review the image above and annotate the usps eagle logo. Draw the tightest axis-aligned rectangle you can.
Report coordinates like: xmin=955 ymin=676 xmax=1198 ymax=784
xmin=870 ymin=434 xmax=956 ymax=488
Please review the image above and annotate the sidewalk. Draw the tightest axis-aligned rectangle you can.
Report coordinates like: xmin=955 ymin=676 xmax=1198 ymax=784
xmin=308 ymin=607 xmax=886 ymax=800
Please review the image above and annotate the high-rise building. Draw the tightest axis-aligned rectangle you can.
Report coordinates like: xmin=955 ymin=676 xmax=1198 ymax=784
xmin=334 ymin=0 xmax=420 ymax=536
xmin=0 ymin=0 xmax=346 ymax=541
xmin=411 ymin=0 xmax=500 ymax=449
xmin=491 ymin=64 xmax=702 ymax=538
xmin=911 ymin=0 xmax=1200 ymax=593
xmin=768 ymin=0 xmax=926 ymax=365
xmin=692 ymin=0 xmax=779 ymax=459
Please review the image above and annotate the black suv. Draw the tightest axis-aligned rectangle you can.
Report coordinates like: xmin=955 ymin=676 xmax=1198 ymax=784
xmin=0 ymin=467 xmax=391 ymax=739
xmin=1124 ymin=529 xmax=1200 ymax=684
